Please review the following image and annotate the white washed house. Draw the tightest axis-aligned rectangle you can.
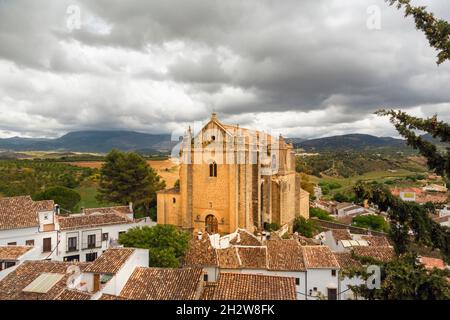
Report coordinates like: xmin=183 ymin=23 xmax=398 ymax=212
xmin=56 ymin=206 xmax=154 ymax=263
xmin=0 ymin=196 xmax=58 ymax=258
xmin=0 ymin=196 xmax=154 ymax=263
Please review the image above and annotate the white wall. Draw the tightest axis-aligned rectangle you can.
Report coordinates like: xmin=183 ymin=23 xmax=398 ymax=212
xmin=339 ymin=276 xmax=365 ymax=300
xmin=0 ymin=227 xmax=58 ymax=259
xmin=321 ymin=230 xmax=345 ymax=252
xmin=57 ymin=220 xmax=153 ymax=262
xmin=204 ymin=266 xmax=219 ymax=283
xmin=306 ymin=268 xmax=339 ymax=300
xmin=102 ymin=249 xmax=149 ymax=296
xmin=439 ymin=205 xmax=450 ymax=217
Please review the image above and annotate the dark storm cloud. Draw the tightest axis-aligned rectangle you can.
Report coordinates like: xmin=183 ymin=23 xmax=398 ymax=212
xmin=0 ymin=0 xmax=449 ymax=138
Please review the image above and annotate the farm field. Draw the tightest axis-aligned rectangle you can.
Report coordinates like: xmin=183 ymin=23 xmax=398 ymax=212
xmin=74 ymin=183 xmax=115 ymax=212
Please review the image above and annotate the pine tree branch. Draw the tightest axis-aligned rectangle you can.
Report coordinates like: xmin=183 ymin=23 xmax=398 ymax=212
xmin=386 ymin=0 xmax=450 ymax=65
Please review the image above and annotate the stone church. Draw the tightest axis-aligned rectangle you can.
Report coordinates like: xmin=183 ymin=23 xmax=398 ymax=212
xmin=157 ymin=113 xmax=309 ymax=235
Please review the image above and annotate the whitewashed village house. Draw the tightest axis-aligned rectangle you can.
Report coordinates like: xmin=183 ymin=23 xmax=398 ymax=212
xmin=0 ymin=195 xmax=153 ymax=265
xmin=0 ymin=247 xmax=297 ymax=300
xmin=184 ymin=229 xmax=342 ymax=300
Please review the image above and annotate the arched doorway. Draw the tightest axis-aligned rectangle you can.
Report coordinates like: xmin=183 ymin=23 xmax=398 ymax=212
xmin=205 ymin=214 xmax=219 ymax=234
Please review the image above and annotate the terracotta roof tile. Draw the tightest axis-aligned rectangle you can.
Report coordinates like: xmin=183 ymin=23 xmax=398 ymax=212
xmin=0 ymin=260 xmax=89 ymax=300
xmin=55 ymin=289 xmax=92 ymax=300
xmin=331 ymin=229 xmax=352 ymax=241
xmin=201 ymin=273 xmax=296 ymax=300
xmin=236 ymin=247 xmax=267 ymax=269
xmin=419 ymin=256 xmax=447 ymax=270
xmin=183 ymin=235 xmax=218 ymax=267
xmin=83 ymin=206 xmax=132 ymax=216
xmin=302 ymin=246 xmax=340 ymax=269
xmin=85 ymin=248 xmax=135 ymax=274
xmin=352 ymin=246 xmax=396 ymax=262
xmin=120 ymin=267 xmax=203 ymax=300
xmin=333 ymin=252 xmax=362 ymax=271
xmin=0 ymin=245 xmax=33 ymax=260
xmin=0 ymin=196 xmax=54 ymax=230
xmin=267 ymin=240 xmax=305 ymax=271
xmin=229 ymin=229 xmax=262 ymax=246
xmin=99 ymin=294 xmax=127 ymax=300
xmin=217 ymin=247 xmax=241 ymax=269
xmin=361 ymin=235 xmax=391 ymax=247
xmin=58 ymin=212 xmax=133 ymax=231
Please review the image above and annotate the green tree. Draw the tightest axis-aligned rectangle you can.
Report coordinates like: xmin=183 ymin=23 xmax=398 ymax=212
xmin=33 ymin=186 xmax=81 ymax=212
xmin=387 ymin=0 xmax=450 ymax=65
xmin=354 ymin=181 xmax=450 ymax=262
xmin=293 ymin=217 xmax=318 ymax=238
xmin=299 ymin=173 xmax=315 ymax=195
xmin=118 ymin=225 xmax=190 ymax=268
xmin=264 ymin=222 xmax=280 ymax=232
xmin=350 ymin=253 xmax=450 ymax=300
xmin=59 ymin=173 xmax=79 ymax=189
xmin=97 ymin=150 xmax=165 ymax=215
xmin=310 ymin=207 xmax=334 ymax=221
xmin=352 ymin=214 xmax=389 ymax=233
xmin=376 ymin=110 xmax=450 ymax=178
xmin=333 ymin=192 xmax=355 ymax=203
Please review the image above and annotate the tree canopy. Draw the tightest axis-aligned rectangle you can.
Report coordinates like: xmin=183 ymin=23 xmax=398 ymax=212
xmin=349 ymin=253 xmax=450 ymax=300
xmin=352 ymin=214 xmax=389 ymax=233
xmin=376 ymin=109 xmax=450 ymax=178
xmin=387 ymin=0 xmax=450 ymax=65
xmin=293 ymin=216 xmax=318 ymax=238
xmin=33 ymin=186 xmax=81 ymax=212
xmin=118 ymin=225 xmax=190 ymax=268
xmin=354 ymin=181 xmax=449 ymax=262
xmin=97 ymin=149 xmax=165 ymax=215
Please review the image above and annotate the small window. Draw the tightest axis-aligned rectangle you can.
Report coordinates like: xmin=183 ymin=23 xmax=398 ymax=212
xmin=203 ymin=274 xmax=209 ymax=282
xmin=211 ymin=135 xmax=216 ymax=141
xmin=209 ymin=162 xmax=217 ymax=177
xmin=7 ymin=242 xmax=17 ymax=246
xmin=331 ymin=270 xmax=337 ymax=277
xmin=87 ymin=234 xmax=96 ymax=248
xmin=295 ymin=278 xmax=300 ymax=286
xmin=172 ymin=197 xmax=176 ymax=204
xmin=67 ymin=237 xmax=78 ymax=252
xmin=25 ymin=240 xmax=34 ymax=246
xmin=313 ymin=287 xmax=318 ymax=292
xmin=102 ymin=233 xmax=109 ymax=241
xmin=86 ymin=252 xmax=98 ymax=262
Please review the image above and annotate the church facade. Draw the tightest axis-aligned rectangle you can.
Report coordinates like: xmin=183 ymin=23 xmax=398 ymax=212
xmin=157 ymin=113 xmax=309 ymax=235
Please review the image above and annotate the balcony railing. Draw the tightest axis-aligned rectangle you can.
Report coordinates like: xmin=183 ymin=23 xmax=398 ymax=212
xmin=66 ymin=246 xmax=78 ymax=253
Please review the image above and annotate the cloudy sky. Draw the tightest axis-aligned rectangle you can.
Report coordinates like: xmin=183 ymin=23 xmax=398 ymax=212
xmin=0 ymin=0 xmax=449 ymax=139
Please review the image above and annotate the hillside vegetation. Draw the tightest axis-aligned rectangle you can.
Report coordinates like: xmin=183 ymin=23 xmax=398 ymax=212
xmin=296 ymin=150 xmax=426 ymax=178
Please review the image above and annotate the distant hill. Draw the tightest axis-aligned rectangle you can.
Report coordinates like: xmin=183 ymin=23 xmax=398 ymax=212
xmin=294 ymin=134 xmax=406 ymax=151
xmin=0 ymin=131 xmax=173 ymax=153
xmin=0 ymin=131 xmax=422 ymax=153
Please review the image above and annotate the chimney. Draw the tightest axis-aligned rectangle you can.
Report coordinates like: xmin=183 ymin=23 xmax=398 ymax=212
xmin=197 ymin=231 xmax=203 ymax=240
xmin=211 ymin=112 xmax=217 ymax=121
xmin=128 ymin=202 xmax=134 ymax=219
xmin=54 ymin=204 xmax=60 ymax=215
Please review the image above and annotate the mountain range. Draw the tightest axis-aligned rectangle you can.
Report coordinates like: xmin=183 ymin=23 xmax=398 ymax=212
xmin=294 ymin=133 xmax=406 ymax=151
xmin=0 ymin=131 xmax=412 ymax=153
